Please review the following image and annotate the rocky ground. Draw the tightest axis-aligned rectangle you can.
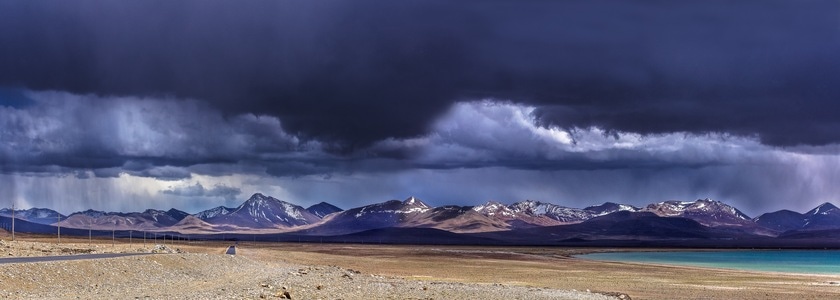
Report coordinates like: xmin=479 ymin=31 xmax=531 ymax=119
xmin=0 ymin=238 xmax=618 ymax=299
xmin=258 ymin=243 xmax=840 ymax=300
xmin=7 ymin=236 xmax=840 ymax=299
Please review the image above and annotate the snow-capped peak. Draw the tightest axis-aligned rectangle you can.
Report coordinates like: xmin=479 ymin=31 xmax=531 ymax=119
xmin=71 ymin=209 xmax=108 ymax=218
xmin=509 ymin=200 xmax=543 ymax=214
xmin=351 ymin=198 xmax=432 ymax=218
xmin=194 ymin=206 xmax=234 ymax=220
xmin=583 ymin=202 xmax=640 ymax=216
xmin=403 ymin=196 xmax=431 ymax=209
xmin=202 ymin=192 xmax=320 ymax=227
xmin=643 ymin=198 xmax=751 ymax=224
xmin=0 ymin=207 xmax=65 ymax=223
xmin=473 ymin=201 xmax=516 ymax=217
xmin=143 ymin=209 xmax=165 ymax=215
xmin=646 ymin=200 xmax=700 ymax=216
xmin=248 ymin=193 xmax=270 ymax=201
xmin=240 ymin=193 xmax=319 ymax=223
xmin=808 ymin=202 xmax=838 ymax=216
xmin=509 ymin=200 xmax=594 ymax=223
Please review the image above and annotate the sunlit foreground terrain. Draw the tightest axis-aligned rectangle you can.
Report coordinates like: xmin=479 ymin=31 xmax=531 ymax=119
xmin=2 ymin=231 xmax=840 ymax=299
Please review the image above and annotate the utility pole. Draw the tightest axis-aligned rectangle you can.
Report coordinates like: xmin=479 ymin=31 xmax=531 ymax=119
xmin=10 ymin=203 xmax=14 ymax=241
xmin=129 ymin=230 xmax=132 ymax=246
xmin=88 ymin=219 xmax=91 ymax=246
xmin=57 ymin=214 xmax=61 ymax=244
xmin=112 ymin=221 xmax=115 ymax=248
xmin=143 ymin=231 xmax=146 ymax=248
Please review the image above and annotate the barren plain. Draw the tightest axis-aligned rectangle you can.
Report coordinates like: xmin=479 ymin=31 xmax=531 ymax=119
xmin=2 ymin=231 xmax=840 ymax=299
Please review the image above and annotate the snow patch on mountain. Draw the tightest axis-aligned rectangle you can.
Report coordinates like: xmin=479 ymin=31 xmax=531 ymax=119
xmin=643 ymin=198 xmax=752 ymax=228
xmin=807 ymin=203 xmax=838 ymax=216
xmin=509 ymin=200 xmax=593 ymax=223
xmin=194 ymin=206 xmax=234 ymax=220
xmin=472 ymin=201 xmax=516 ymax=217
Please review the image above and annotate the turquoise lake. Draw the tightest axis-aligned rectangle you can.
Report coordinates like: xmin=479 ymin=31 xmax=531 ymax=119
xmin=577 ymin=250 xmax=840 ymax=275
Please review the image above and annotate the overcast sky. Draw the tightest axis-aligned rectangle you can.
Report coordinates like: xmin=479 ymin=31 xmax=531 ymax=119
xmin=2 ymin=1 xmax=840 ymax=216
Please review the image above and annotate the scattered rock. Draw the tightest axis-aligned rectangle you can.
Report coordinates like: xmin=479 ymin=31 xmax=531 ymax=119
xmin=150 ymin=244 xmax=182 ymax=254
xmin=0 ymin=239 xmax=633 ymax=299
xmin=595 ymin=291 xmax=632 ymax=300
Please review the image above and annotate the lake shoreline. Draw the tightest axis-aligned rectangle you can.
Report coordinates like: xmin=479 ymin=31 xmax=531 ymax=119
xmin=577 ymin=249 xmax=840 ymax=276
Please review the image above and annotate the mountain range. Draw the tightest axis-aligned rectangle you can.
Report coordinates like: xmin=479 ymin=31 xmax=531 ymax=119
xmin=0 ymin=207 xmax=65 ymax=224
xmin=5 ymin=193 xmax=840 ymax=245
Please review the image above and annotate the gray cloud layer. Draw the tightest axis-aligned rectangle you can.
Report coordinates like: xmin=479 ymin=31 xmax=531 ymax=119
xmin=0 ymin=91 xmax=329 ymax=179
xmin=1 ymin=92 xmax=792 ymax=178
xmin=160 ymin=182 xmax=241 ymax=201
xmin=2 ymin=1 xmax=839 ymax=148
xmin=1 ymin=91 xmax=837 ymax=216
xmin=2 ymin=2 xmax=840 ymax=214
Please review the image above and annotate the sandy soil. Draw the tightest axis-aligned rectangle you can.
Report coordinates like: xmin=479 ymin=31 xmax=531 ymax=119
xmin=247 ymin=243 xmax=840 ymax=300
xmin=0 ymin=235 xmax=613 ymax=299
xmin=3 ymin=231 xmax=840 ymax=299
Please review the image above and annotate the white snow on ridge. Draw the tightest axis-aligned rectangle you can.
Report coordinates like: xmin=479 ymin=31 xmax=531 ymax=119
xmin=472 ymin=201 xmax=516 ymax=217
xmin=351 ymin=198 xmax=433 ymax=218
xmin=281 ymin=202 xmax=305 ymax=220
xmin=354 ymin=207 xmax=368 ymax=218
xmin=400 ymin=207 xmax=430 ymax=214
xmin=809 ymin=203 xmax=838 ymax=216
xmin=226 ymin=193 xmax=316 ymax=225
xmin=195 ymin=206 xmax=232 ymax=219
xmin=643 ymin=198 xmax=751 ymax=221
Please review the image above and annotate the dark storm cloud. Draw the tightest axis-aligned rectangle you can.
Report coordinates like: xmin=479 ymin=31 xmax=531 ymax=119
xmin=0 ymin=91 xmax=329 ymax=178
xmin=371 ymin=101 xmax=784 ymax=173
xmin=1 ymin=1 xmax=838 ymax=149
